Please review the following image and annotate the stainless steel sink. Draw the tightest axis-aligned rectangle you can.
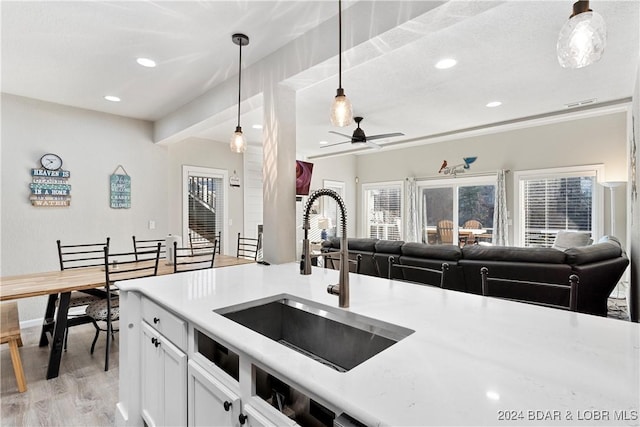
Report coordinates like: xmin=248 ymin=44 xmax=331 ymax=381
xmin=215 ymin=295 xmax=414 ymax=372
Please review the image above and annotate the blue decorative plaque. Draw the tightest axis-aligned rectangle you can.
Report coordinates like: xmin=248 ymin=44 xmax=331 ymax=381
xmin=110 ymin=173 xmax=131 ymax=209
xmin=29 ymin=157 xmax=72 ymax=207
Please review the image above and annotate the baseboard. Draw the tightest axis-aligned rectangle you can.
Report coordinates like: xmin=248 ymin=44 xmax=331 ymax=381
xmin=20 ymin=318 xmax=43 ymax=329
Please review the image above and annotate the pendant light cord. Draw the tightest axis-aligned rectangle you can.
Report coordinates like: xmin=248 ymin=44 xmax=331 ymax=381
xmin=237 ymin=40 xmax=242 ymax=128
xmin=338 ymin=0 xmax=342 ymax=90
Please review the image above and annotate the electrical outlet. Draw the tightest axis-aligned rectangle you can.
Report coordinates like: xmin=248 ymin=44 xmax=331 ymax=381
xmin=149 ymin=220 xmax=156 ymax=230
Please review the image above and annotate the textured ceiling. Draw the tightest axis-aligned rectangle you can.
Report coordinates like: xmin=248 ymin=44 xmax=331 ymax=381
xmin=2 ymin=1 xmax=639 ymax=158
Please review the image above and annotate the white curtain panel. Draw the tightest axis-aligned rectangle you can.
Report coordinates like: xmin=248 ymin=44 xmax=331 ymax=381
xmin=492 ymin=169 xmax=509 ymax=245
xmin=406 ymin=178 xmax=419 ymax=242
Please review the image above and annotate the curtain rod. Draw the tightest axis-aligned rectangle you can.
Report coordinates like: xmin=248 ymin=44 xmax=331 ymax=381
xmin=408 ymin=169 xmax=511 ymax=182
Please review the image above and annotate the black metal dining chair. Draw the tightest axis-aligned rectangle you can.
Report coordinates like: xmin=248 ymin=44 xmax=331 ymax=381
xmin=174 ymin=240 xmax=217 ymax=273
xmin=388 ymin=256 xmax=449 ymax=288
xmin=85 ymin=243 xmax=161 ymax=371
xmin=189 ymin=231 xmax=220 ymax=256
xmin=323 ymin=253 xmax=362 ymax=274
xmin=236 ymin=232 xmax=261 ymax=260
xmin=132 ymin=235 xmax=166 ymax=260
xmin=480 ymin=267 xmax=579 ymax=311
xmin=46 ymin=238 xmax=111 ymax=351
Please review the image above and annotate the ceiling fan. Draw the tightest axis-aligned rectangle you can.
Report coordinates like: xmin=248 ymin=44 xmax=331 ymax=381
xmin=322 ymin=116 xmax=404 ymax=149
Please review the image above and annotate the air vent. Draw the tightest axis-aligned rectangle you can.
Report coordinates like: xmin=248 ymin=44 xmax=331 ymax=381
xmin=565 ymin=98 xmax=597 ymax=108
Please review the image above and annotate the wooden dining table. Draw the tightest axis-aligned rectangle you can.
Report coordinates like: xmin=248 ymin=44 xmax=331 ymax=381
xmin=0 ymin=254 xmax=254 ymax=379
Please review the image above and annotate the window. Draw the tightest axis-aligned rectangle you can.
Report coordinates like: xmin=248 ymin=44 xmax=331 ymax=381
xmin=362 ymin=182 xmax=403 ymax=240
xmin=418 ymin=176 xmax=496 ymax=246
xmin=322 ymin=180 xmax=345 ymax=239
xmin=514 ymin=165 xmax=603 ymax=247
xmin=182 ymin=166 xmax=228 ymax=254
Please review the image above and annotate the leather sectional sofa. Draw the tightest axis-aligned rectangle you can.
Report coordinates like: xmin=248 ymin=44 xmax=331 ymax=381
xmin=321 ymin=236 xmax=629 ymax=317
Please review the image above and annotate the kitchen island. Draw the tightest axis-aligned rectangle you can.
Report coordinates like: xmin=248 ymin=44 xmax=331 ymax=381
xmin=116 ymin=263 xmax=639 ymax=426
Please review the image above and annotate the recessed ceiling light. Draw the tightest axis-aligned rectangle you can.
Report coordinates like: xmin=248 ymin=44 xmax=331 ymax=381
xmin=319 ymin=141 xmax=328 ymax=145
xmin=486 ymin=391 xmax=500 ymax=401
xmin=435 ymin=58 xmax=457 ymax=69
xmin=252 ymin=124 xmax=263 ymax=130
xmin=104 ymin=95 xmax=121 ymax=102
xmin=486 ymin=101 xmax=502 ymax=108
xmin=136 ymin=58 xmax=156 ymax=68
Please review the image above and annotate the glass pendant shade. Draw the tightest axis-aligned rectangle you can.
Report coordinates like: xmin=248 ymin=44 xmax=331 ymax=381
xmin=557 ymin=10 xmax=606 ymax=69
xmin=230 ymin=126 xmax=246 ymax=153
xmin=330 ymin=88 xmax=353 ymax=127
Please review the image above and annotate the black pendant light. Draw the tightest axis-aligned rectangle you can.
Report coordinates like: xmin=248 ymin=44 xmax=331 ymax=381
xmin=230 ymin=33 xmax=249 ymax=153
xmin=329 ymin=0 xmax=353 ymax=127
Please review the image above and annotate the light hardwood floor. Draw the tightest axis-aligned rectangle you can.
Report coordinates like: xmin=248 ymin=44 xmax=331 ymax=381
xmin=1 ymin=323 xmax=118 ymax=427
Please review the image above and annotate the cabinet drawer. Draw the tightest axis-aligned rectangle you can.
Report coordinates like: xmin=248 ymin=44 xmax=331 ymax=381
xmin=141 ymin=297 xmax=187 ymax=350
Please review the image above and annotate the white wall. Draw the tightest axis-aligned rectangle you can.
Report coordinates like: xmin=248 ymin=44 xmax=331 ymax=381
xmin=354 ymin=112 xmax=629 ymax=246
xmin=243 ymin=145 xmax=264 ymax=240
xmin=1 ymin=94 xmax=168 ymax=322
xmin=166 ymin=137 xmax=244 ymax=256
xmin=308 ymin=154 xmax=358 ymax=238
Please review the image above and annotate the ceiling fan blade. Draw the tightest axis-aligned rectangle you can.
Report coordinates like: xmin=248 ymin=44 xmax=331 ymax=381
xmin=320 ymin=140 xmax=350 ymax=148
xmin=328 ymin=130 xmax=353 ymax=139
xmin=365 ymin=132 xmax=405 ymax=141
xmin=366 ymin=141 xmax=382 ymax=149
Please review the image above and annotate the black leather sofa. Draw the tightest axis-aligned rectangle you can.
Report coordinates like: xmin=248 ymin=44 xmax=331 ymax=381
xmin=321 ymin=236 xmax=629 ymax=317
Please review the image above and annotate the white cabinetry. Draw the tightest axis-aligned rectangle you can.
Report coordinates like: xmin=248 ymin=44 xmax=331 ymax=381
xmin=241 ymin=399 xmax=298 ymax=427
xmin=140 ymin=298 xmax=187 ymax=427
xmin=121 ymin=293 xmax=335 ymax=427
xmin=188 ymin=360 xmax=241 ymax=427
xmin=187 ymin=360 xmax=297 ymax=427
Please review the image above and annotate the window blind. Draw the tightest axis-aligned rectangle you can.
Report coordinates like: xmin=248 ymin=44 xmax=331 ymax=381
xmin=522 ymin=176 xmax=594 ymax=247
xmin=188 ymin=175 xmax=224 ymax=248
xmin=364 ymin=185 xmax=402 ymax=241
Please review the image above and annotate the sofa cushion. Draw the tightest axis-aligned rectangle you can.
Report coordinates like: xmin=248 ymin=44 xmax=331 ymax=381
xmin=462 ymin=245 xmax=567 ymax=264
xmin=401 ymin=242 xmax=461 ymax=261
xmin=347 ymin=238 xmax=378 ymax=252
xmin=321 ymin=237 xmax=379 ymax=251
xmin=565 ymin=241 xmax=622 ymax=266
xmin=374 ymin=240 xmax=405 ymax=255
xmin=552 ymin=231 xmax=592 ymax=251
xmin=321 ymin=237 xmax=340 ymax=249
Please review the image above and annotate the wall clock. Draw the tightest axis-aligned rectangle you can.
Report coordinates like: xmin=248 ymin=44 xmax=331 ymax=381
xmin=40 ymin=153 xmax=63 ymax=171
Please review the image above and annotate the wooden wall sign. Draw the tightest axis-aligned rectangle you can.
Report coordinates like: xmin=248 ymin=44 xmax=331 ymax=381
xmin=30 ymin=153 xmax=71 ymax=207
xmin=110 ymin=165 xmax=131 ymax=209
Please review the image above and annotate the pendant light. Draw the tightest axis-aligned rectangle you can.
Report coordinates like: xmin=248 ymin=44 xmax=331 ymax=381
xmin=557 ymin=0 xmax=606 ymax=69
xmin=329 ymin=0 xmax=353 ymax=127
xmin=230 ymin=33 xmax=249 ymax=153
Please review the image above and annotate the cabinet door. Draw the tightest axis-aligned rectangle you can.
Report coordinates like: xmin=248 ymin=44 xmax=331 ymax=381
xmin=188 ymin=360 xmax=241 ymax=427
xmin=141 ymin=323 xmax=163 ymax=426
xmin=141 ymin=323 xmax=187 ymax=427
xmin=161 ymin=333 xmax=187 ymax=426
xmin=241 ymin=404 xmax=283 ymax=427
xmin=241 ymin=400 xmax=298 ymax=427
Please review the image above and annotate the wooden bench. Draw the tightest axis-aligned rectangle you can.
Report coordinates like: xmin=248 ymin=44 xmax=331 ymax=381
xmin=1 ymin=302 xmax=27 ymax=392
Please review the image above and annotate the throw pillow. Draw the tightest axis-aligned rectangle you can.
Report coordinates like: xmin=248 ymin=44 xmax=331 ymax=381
xmin=552 ymin=231 xmax=592 ymax=251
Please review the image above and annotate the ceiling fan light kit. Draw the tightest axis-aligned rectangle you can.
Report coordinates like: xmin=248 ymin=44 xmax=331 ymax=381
xmin=557 ymin=0 xmax=606 ymax=69
xmin=329 ymin=0 xmax=353 ymax=127
xmin=324 ymin=116 xmax=404 ymax=149
xmin=230 ymin=33 xmax=249 ymax=153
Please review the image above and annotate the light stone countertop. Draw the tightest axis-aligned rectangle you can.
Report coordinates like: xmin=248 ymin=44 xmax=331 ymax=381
xmin=118 ymin=262 xmax=640 ymax=426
